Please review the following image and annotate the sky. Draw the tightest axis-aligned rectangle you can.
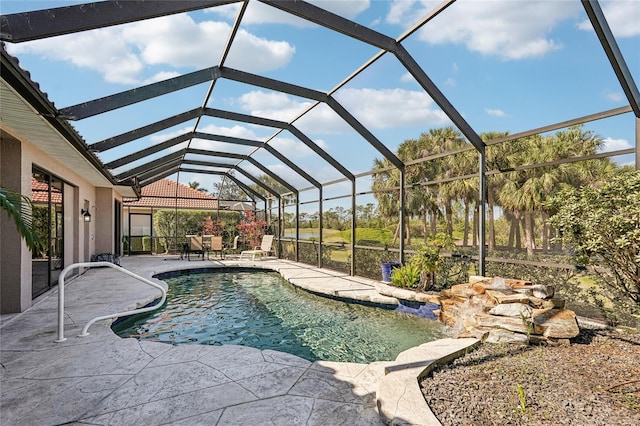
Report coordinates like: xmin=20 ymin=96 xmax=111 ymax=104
xmin=2 ymin=0 xmax=639 ymax=211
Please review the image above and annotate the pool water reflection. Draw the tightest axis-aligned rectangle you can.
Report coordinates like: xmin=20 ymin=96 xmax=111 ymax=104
xmin=113 ymin=269 xmax=445 ymax=363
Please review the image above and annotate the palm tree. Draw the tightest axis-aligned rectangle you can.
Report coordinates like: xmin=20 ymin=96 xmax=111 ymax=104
xmin=498 ymin=134 xmax=562 ymax=255
xmin=372 ymin=158 xmax=402 ymax=243
xmin=440 ymin=148 xmax=478 ymax=246
xmin=419 ymin=127 xmax=467 ymax=238
xmin=0 ymin=187 xmax=41 ymax=252
xmin=483 ymin=131 xmax=511 ymax=251
xmin=188 ymin=181 xmax=208 ymax=193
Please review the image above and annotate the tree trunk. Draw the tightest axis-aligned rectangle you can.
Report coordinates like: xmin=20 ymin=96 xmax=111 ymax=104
xmin=488 ymin=191 xmax=496 ymax=251
xmin=542 ymin=212 xmax=549 ymax=253
xmin=507 ymin=211 xmax=516 ymax=249
xmin=430 ymin=211 xmax=437 ymax=234
xmin=473 ymin=202 xmax=479 ymax=247
xmin=445 ymin=200 xmax=453 ymax=236
xmin=405 ymin=215 xmax=411 ymax=246
xmin=391 ymin=221 xmax=400 ymax=245
xmin=524 ymin=212 xmax=536 ymax=256
xmin=515 ymin=213 xmax=523 ymax=250
xmin=463 ymin=202 xmax=470 ymax=246
xmin=422 ymin=212 xmax=428 ymax=241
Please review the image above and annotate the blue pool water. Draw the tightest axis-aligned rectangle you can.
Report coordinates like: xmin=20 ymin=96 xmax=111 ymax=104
xmin=113 ymin=268 xmax=445 ymax=363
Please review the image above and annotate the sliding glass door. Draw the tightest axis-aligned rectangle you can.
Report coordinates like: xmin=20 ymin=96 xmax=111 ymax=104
xmin=31 ymin=168 xmax=64 ymax=298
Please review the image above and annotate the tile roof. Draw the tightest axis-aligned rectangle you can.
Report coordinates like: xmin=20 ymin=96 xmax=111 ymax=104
xmin=31 ymin=177 xmax=62 ymax=204
xmin=123 ymin=179 xmax=218 ymax=210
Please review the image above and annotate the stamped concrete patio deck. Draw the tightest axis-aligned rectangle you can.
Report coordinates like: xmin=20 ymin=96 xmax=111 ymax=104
xmin=0 ymin=255 xmax=477 ymax=426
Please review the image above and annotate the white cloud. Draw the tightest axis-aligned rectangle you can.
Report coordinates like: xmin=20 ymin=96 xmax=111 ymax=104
xmin=8 ymin=13 xmax=295 ymax=84
xmin=236 ymin=91 xmax=313 ymax=122
xmin=335 ymin=87 xmax=450 ymax=129
xmin=149 ymin=123 xmax=264 ymax=146
xmin=444 ymin=77 xmax=456 ymax=87
xmin=7 ymin=29 xmax=143 ymax=84
xmin=485 ymin=108 xmax=506 ymax=117
xmin=270 ymin=136 xmax=327 ymax=159
xmin=387 ymin=0 xmax=581 ymax=60
xmin=207 ymin=0 xmax=369 ymax=27
xmin=605 ymin=91 xmax=624 ymax=102
xmin=197 ymin=123 xmax=265 ymax=140
xmin=400 ymin=72 xmax=415 ymax=83
xmin=577 ymin=0 xmax=640 ymax=37
xmin=142 ymin=71 xmax=182 ymax=85
xmin=599 ymin=137 xmax=632 ymax=152
xmin=295 ymin=103 xmax=351 ymax=134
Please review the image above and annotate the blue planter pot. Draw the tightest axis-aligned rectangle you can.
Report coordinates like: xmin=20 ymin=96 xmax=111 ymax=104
xmin=381 ymin=261 xmax=401 ymax=283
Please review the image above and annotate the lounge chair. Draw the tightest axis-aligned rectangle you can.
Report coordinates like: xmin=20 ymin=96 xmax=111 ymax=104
xmin=239 ymin=235 xmax=274 ymax=261
xmin=230 ymin=235 xmax=239 ymax=253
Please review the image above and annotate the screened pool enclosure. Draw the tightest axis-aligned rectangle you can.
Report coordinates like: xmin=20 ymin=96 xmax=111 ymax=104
xmin=1 ymin=0 xmax=638 ymax=287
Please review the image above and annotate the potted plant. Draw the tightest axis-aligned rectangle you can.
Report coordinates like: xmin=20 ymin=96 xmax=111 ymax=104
xmin=389 ymin=233 xmax=455 ymax=291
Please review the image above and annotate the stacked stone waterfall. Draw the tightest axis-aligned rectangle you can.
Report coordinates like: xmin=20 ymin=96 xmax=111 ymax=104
xmin=437 ymin=276 xmax=580 ymax=344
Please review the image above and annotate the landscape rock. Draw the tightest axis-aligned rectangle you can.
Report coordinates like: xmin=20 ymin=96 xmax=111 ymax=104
xmin=531 ymin=284 xmax=554 ymax=299
xmin=489 ymin=302 xmax=533 ymax=318
xmin=492 ymin=292 xmax=531 ymax=304
xmin=485 ymin=328 xmax=530 ymax=344
xmin=437 ymin=276 xmax=579 ymax=343
xmin=474 ymin=313 xmax=539 ymax=335
xmin=533 ymin=308 xmax=580 ymax=339
xmin=529 ymin=297 xmax=565 ymax=309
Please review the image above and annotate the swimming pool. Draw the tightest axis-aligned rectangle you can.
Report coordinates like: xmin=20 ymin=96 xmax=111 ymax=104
xmin=113 ymin=268 xmax=445 ymax=363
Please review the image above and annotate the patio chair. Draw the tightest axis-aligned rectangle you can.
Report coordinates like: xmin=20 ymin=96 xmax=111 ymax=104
xmin=205 ymin=235 xmax=224 ymax=259
xmin=186 ymin=235 xmax=207 ymax=261
xmin=239 ymin=235 xmax=274 ymax=261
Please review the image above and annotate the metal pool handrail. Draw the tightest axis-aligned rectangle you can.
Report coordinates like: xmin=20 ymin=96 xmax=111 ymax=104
xmin=56 ymin=261 xmax=167 ymax=342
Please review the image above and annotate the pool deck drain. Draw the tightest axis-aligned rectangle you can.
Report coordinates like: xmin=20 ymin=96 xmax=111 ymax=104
xmin=1 ymin=256 xmax=478 ymax=426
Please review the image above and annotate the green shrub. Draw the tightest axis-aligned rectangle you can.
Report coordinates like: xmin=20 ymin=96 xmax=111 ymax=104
xmin=409 ymin=232 xmax=455 ymax=290
xmin=391 ymin=264 xmax=421 ymax=288
xmin=142 ymin=236 xmax=151 ymax=252
xmin=547 ymin=169 xmax=640 ymax=318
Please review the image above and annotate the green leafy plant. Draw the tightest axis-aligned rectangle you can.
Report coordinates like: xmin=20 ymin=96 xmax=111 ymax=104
xmin=547 ymin=170 xmax=640 ymax=309
xmin=0 ymin=187 xmax=42 ymax=253
xmin=390 ymin=263 xmax=421 ymax=288
xmin=409 ymin=232 xmax=455 ymax=290
xmin=516 ymin=383 xmax=527 ymax=414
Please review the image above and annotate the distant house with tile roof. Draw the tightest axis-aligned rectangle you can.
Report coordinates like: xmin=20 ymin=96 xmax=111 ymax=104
xmin=123 ymin=179 xmax=219 ymax=210
xmin=121 ymin=179 xmax=221 ymax=253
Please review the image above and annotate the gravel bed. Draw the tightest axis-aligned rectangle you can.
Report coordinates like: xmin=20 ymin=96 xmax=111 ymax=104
xmin=421 ymin=326 xmax=640 ymax=426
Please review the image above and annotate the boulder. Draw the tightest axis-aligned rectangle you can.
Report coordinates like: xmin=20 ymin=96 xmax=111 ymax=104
xmin=504 ymin=279 xmax=533 ymax=287
xmin=450 ymin=283 xmax=485 ymax=298
xmin=492 ymin=292 xmax=531 ymax=305
xmin=489 ymin=303 xmax=533 ymax=319
xmin=528 ymin=297 xmax=565 ymax=309
xmin=474 ymin=313 xmax=541 ymax=335
xmin=531 ymin=285 xmax=554 ymax=299
xmin=511 ymin=287 xmax=533 ymax=296
xmin=485 ymin=329 xmax=530 ymax=344
xmin=532 ymin=308 xmax=580 ymax=339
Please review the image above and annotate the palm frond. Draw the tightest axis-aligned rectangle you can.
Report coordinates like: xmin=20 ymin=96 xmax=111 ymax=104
xmin=0 ymin=187 xmax=41 ymax=253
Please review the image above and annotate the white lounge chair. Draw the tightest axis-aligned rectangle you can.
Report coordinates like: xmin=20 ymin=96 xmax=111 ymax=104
xmin=239 ymin=235 xmax=274 ymax=261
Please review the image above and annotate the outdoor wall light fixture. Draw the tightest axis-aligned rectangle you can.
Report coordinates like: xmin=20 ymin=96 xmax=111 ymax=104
xmin=81 ymin=208 xmax=92 ymax=222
